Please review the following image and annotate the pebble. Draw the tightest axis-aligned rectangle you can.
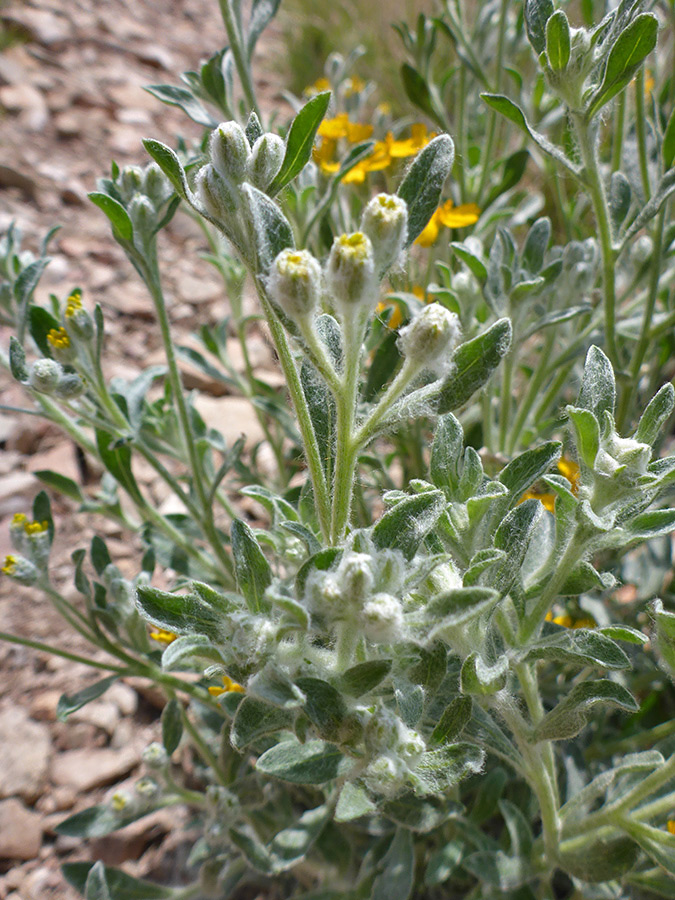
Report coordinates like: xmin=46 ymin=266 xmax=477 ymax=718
xmin=0 ymin=799 xmax=42 ymax=860
xmin=50 ymin=745 xmax=140 ymax=792
xmin=0 ymin=707 xmax=51 ymax=803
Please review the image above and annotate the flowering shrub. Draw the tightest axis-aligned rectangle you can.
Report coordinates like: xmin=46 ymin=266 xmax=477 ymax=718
xmin=3 ymin=0 xmax=675 ymax=898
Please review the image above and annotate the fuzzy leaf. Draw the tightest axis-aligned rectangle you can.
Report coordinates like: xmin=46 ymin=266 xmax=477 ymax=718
xmin=231 ymin=696 xmax=294 ymax=750
xmin=533 ymin=679 xmax=638 ymax=742
xmin=546 ymin=10 xmax=571 ymax=71
xmin=435 ymin=318 xmax=512 ymax=413
xmin=63 ymin=863 xmax=173 ymax=900
xmin=398 ymin=134 xmax=455 ymax=247
xmin=577 ymin=345 xmax=615 ymax=420
xmin=524 ymin=0 xmax=554 ymax=53
xmin=88 ymin=193 xmax=133 ymax=241
xmin=269 ymin=92 xmax=331 ymax=194
xmin=231 ymin=518 xmax=272 ymax=612
xmin=57 ymin=676 xmax=118 ymax=722
xmin=372 ymin=828 xmax=415 ymax=900
xmin=255 ymin=739 xmax=349 ymax=784
xmin=372 ymin=490 xmax=446 ymax=559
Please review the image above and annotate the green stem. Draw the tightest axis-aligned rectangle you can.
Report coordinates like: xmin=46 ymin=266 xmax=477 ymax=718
xmin=498 ymin=345 xmax=514 ymax=453
xmin=0 ymin=630 xmax=129 ymax=673
xmin=476 ymin=0 xmax=509 ymax=205
xmin=572 ymin=114 xmax=619 ymax=368
xmin=508 ymin=331 xmax=555 ymax=453
xmin=611 ymin=91 xmax=626 ymax=174
xmin=217 ymin=0 xmax=260 ymax=119
xmin=586 ymin=716 xmax=675 ymax=760
xmin=635 ymin=69 xmax=652 ymax=202
xmin=254 ymin=281 xmax=332 ymax=540
xmin=180 ymin=705 xmax=230 ymax=788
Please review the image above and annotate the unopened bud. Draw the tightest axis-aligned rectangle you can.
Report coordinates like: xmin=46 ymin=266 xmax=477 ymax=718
xmin=29 ymin=358 xmax=62 ymax=394
xmin=361 ymin=593 xmax=403 ymax=643
xmin=360 ymin=193 xmax=408 ymax=274
xmin=1 ymin=554 xmax=39 ymax=586
xmin=246 ymin=133 xmax=285 ymax=190
xmin=55 ymin=372 xmax=86 ymax=400
xmin=195 ymin=164 xmax=240 ymax=220
xmin=119 ymin=165 xmax=144 ymax=203
xmin=128 ymin=194 xmax=155 ymax=244
xmin=142 ymin=742 xmax=169 ymax=769
xmin=210 ymin=122 xmax=249 ymax=184
xmin=338 ymin=552 xmax=374 ymax=605
xmin=143 ymin=163 xmax=172 ymax=209
xmin=268 ymin=248 xmax=321 ymax=320
xmin=397 ymin=303 xmax=461 ymax=374
xmin=326 ymin=231 xmax=376 ymax=313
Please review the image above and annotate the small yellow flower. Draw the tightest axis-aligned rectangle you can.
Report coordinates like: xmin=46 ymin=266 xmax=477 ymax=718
xmin=415 ymin=200 xmax=481 ymax=247
xmin=521 ymin=489 xmax=556 ymax=513
xmin=376 ymin=102 xmax=392 ymax=116
xmin=24 ymin=520 xmax=48 ymax=535
xmin=150 ymin=629 xmax=178 ymax=644
xmin=346 ymin=120 xmax=374 ymax=143
xmin=545 ymin=611 xmax=596 ymax=629
xmin=1 ymin=555 xmax=16 ymax=576
xmin=341 ymin=142 xmax=391 ymax=184
xmin=47 ymin=327 xmax=70 ymax=351
xmin=557 ymin=457 xmax=580 ymax=494
xmin=208 ymin=675 xmax=245 ymax=696
xmin=11 ymin=513 xmax=27 ymax=527
xmin=345 ymin=75 xmax=365 ymax=96
xmin=668 ymin=820 xmax=675 ymax=836
xmin=385 ymin=123 xmax=433 ymax=158
xmin=65 ymin=289 xmax=83 ymax=317
xmin=375 ymin=300 xmax=404 ymax=330
xmin=304 ymin=76 xmax=331 ymax=97
xmin=313 ymin=137 xmax=340 ymax=175
xmin=318 ymin=114 xmax=351 ymax=140
xmin=111 ymin=792 xmax=129 ymax=812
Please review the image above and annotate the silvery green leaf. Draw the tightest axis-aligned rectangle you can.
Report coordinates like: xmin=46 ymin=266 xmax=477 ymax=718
xmin=56 ymin=803 xmax=152 ymax=839
xmin=63 ymin=862 xmax=173 ymax=899
xmin=247 ymin=0 xmax=282 ymax=60
xmin=533 ymin=679 xmax=638 ymax=742
xmin=231 ymin=696 xmax=295 ymax=750
xmin=521 ymin=217 xmax=551 ymax=274
xmin=9 ymin=336 xmax=28 ymax=381
xmin=335 ymin=782 xmax=377 ymax=822
xmin=241 ymin=184 xmax=294 ymax=272
xmin=620 ymin=821 xmax=675 ymax=877
xmin=498 ymin=441 xmax=561 ymax=499
xmin=160 ymin=634 xmax=223 ymax=670
xmin=460 ymin=653 xmax=508 ymax=695
xmin=546 ymin=10 xmax=571 ymax=71
xmin=144 ymin=85 xmax=215 ymax=127
xmin=462 ymin=850 xmax=533 ymax=890
xmin=450 ymin=242 xmax=487 ymax=282
xmin=492 ymin=500 xmax=542 ymax=596
xmin=372 ymin=489 xmax=446 ymax=559
xmin=500 ymin=799 xmax=533 ymax=857
xmin=567 ymin=405 xmax=600 ymax=468
xmin=427 ymin=587 xmax=500 ymax=633
xmin=560 ymin=835 xmax=639 ymax=882
xmin=431 ymin=696 xmax=472 ymax=746
xmin=383 ymin=793 xmax=461 ymax=833
xmin=57 ymin=676 xmax=118 ymax=722
xmin=586 ymin=14 xmax=659 ymax=120
xmin=255 ymin=739 xmax=350 ymax=784
xmin=248 ymin=664 xmax=305 ymax=708
xmin=435 ymin=318 xmax=512 ymax=414
xmin=339 ymin=659 xmax=392 ymax=697
xmin=245 ymin=110 xmax=264 ymax=147
xmin=397 ymin=134 xmax=455 ymax=247
xmin=413 ymin=743 xmax=485 ymax=794
xmin=424 ymin=839 xmax=463 ymax=886
xmin=525 ymin=628 xmax=630 ymax=670
xmin=609 ymin=171 xmax=632 ymax=232
xmin=85 ymin=863 xmax=111 ymax=900
xmin=88 ymin=193 xmax=134 ymax=241
xmin=136 ymin=585 xmax=222 ymax=640
xmin=270 ymin=804 xmax=331 ymax=872
xmin=161 ymin=698 xmax=183 ymax=754
xmin=295 ymin=676 xmax=348 ymax=740
xmin=577 ymin=345 xmax=616 ymax=420
xmin=627 ymin=867 xmax=675 ymax=898
xmin=231 ymin=518 xmax=272 ymax=612
xmin=268 ymin=91 xmax=331 ymax=195
xmin=635 ymin=383 xmax=675 ymax=445
xmin=141 ymin=140 xmax=189 ymax=200
xmin=372 ymin=828 xmax=415 ymax=900
xmin=430 ymin=413 xmax=464 ymax=496
xmin=524 ymin=0 xmax=554 ymax=53
xmin=394 ymin=677 xmax=425 ymax=727
xmin=558 ymin=561 xmax=616 ymax=595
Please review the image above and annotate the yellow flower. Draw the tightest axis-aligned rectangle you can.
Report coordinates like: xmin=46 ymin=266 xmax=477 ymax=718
xmin=150 ymin=629 xmax=178 ymax=644
xmin=557 ymin=457 xmax=580 ymax=494
xmin=318 ymin=114 xmax=351 ymax=140
xmin=346 ymin=120 xmax=374 ymax=142
xmin=385 ymin=123 xmax=433 ymax=158
xmin=411 ymin=285 xmax=429 ymax=303
xmin=644 ymin=69 xmax=655 ymax=96
xmin=345 ymin=75 xmax=365 ymax=96
xmin=47 ymin=327 xmax=70 ymax=351
xmin=376 ymin=102 xmax=392 ymax=116
xmin=208 ymin=675 xmax=245 ymax=696
xmin=521 ymin=489 xmax=556 ymax=513
xmin=24 ymin=520 xmax=48 ymax=535
xmin=65 ymin=289 xmax=83 ymax=317
xmin=341 ymin=142 xmax=391 ymax=184
xmin=1 ymin=555 xmax=16 ymax=576
xmin=304 ymin=76 xmax=330 ymax=97
xmin=545 ymin=611 xmax=596 ymax=629
xmin=415 ymin=200 xmax=481 ymax=247
xmin=375 ymin=299 xmax=404 ymax=330
xmin=668 ymin=820 xmax=675 ymax=836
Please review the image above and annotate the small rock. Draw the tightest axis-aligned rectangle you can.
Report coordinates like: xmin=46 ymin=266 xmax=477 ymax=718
xmin=72 ymin=700 xmax=120 ymax=735
xmin=193 ymin=395 xmax=266 ymax=447
xmin=0 ymin=83 xmax=48 ymax=130
xmin=36 ymin=785 xmax=75 ymax=814
xmin=53 ymin=111 xmax=81 ymax=138
xmin=29 ymin=690 xmax=61 ymax=722
xmin=0 ymin=707 xmax=51 ymax=802
xmin=50 ymin=746 xmax=140 ymax=793
xmin=1 ymin=8 xmax=71 ymax=45
xmin=174 ymin=273 xmax=221 ymax=306
xmin=0 ymin=799 xmax=42 ymax=860
xmin=0 ymin=164 xmax=38 ymax=199
xmin=26 ymin=442 xmax=81 ymax=483
xmin=133 ymin=43 xmax=174 ymax=70
xmin=108 ymin=682 xmax=138 ymax=717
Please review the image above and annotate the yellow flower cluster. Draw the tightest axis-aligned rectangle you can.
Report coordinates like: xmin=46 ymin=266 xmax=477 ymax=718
xmin=314 ymin=119 xmax=436 ymax=185
xmin=545 ymin=611 xmax=597 ymax=629
xmin=415 ymin=199 xmax=481 ymax=247
xmin=520 ymin=458 xmax=580 ymax=513
xmin=208 ymin=675 xmax=245 ymax=696
xmin=65 ymin=289 xmax=83 ymax=318
xmin=149 ymin=629 xmax=178 ymax=644
xmin=668 ymin=820 xmax=675 ymax=836
xmin=11 ymin=514 xmax=49 ymax=535
xmin=47 ymin=327 xmax=70 ymax=351
xmin=1 ymin=555 xmax=16 ymax=576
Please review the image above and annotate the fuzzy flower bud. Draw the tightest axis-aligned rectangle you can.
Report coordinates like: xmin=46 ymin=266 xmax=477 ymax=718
xmin=142 ymin=742 xmax=169 ymax=769
xmin=195 ymin=164 xmax=240 ymax=220
xmin=595 ymin=433 xmax=651 ymax=478
xmin=143 ymin=163 xmax=172 ymax=209
xmin=363 ymin=754 xmax=407 ymax=798
xmin=246 ymin=133 xmax=285 ymax=190
xmin=128 ymin=194 xmax=156 ymax=244
xmin=119 ymin=165 xmax=144 ymax=203
xmin=29 ymin=358 xmax=62 ymax=394
xmin=360 ymin=193 xmax=408 ymax=274
xmin=268 ymin=248 xmax=321 ymax=321
xmin=46 ymin=327 xmax=76 ymax=364
xmin=210 ymin=122 xmax=250 ymax=185
xmin=326 ymin=232 xmax=376 ymax=314
xmin=134 ymin=776 xmax=160 ymax=804
xmin=9 ymin=514 xmax=30 ymax=555
xmin=1 ymin=554 xmax=39 ymax=586
xmin=338 ymin=552 xmax=374 ymax=606
xmin=63 ymin=289 xmax=94 ymax=342
xmin=361 ymin=593 xmax=404 ymax=643
xmin=55 ymin=372 xmax=86 ymax=400
xmin=397 ymin=303 xmax=461 ymax=374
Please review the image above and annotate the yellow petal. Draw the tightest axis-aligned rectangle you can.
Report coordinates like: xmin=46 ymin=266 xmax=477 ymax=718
xmin=346 ymin=121 xmax=374 ymax=142
xmin=557 ymin=458 xmax=580 ymax=493
xmin=437 ymin=200 xmax=481 ymax=228
xmin=318 ymin=114 xmax=350 ymax=140
xmin=414 ymin=211 xmax=441 ymax=246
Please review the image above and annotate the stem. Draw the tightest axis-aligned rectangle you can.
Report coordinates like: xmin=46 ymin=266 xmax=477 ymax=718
xmin=476 ymin=0 xmax=509 ymax=205
xmin=611 ymin=91 xmax=626 ymax=174
xmin=254 ymin=281 xmax=332 ymax=540
xmin=508 ymin=331 xmax=555 ymax=453
xmin=217 ymin=0 xmax=260 ymax=119
xmin=634 ymin=69 xmax=652 ymax=202
xmin=498 ymin=345 xmax=514 ymax=453
xmin=0 ymin=631 xmax=129 ymax=673
xmin=572 ymin=114 xmax=619 ymax=368
xmin=180 ymin=705 xmax=230 ymax=788
xmin=520 ymin=533 xmax=585 ymax=643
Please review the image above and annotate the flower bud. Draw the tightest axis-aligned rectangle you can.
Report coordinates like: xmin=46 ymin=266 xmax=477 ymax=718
xmin=1 ymin=554 xmax=39 ymax=586
xmin=119 ymin=165 xmax=144 ymax=203
xmin=326 ymin=231 xmax=376 ymax=313
xmin=338 ymin=552 xmax=374 ymax=606
xmin=63 ymin=289 xmax=94 ymax=342
xmin=134 ymin=776 xmax=160 ymax=803
xmin=128 ymin=194 xmax=156 ymax=245
xmin=29 ymin=358 xmax=62 ymax=394
xmin=363 ymin=754 xmax=407 ymax=798
xmin=361 ymin=593 xmax=404 ymax=643
xmin=246 ymin=133 xmax=285 ymax=190
xmin=397 ymin=303 xmax=461 ymax=374
xmin=143 ymin=163 xmax=172 ymax=209
xmin=210 ymin=122 xmax=250 ymax=184
xmin=9 ymin=514 xmax=30 ymax=555
xmin=46 ymin=327 xmax=76 ymax=364
xmin=55 ymin=372 xmax=86 ymax=400
xmin=360 ymin=193 xmax=408 ymax=274
xmin=195 ymin=164 xmax=240 ymax=220
xmin=142 ymin=742 xmax=169 ymax=769
xmin=268 ymin=248 xmax=322 ymax=321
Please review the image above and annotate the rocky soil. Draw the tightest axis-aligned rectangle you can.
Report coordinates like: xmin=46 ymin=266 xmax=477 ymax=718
xmin=0 ymin=1 xmax=289 ymax=896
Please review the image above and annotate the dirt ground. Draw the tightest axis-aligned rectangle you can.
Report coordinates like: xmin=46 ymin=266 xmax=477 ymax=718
xmin=0 ymin=1 xmax=290 ymax=896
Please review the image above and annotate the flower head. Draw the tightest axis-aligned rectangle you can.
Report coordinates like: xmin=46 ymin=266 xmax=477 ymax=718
xmin=397 ymin=302 xmax=462 ymax=373
xmin=415 ymin=200 xmax=481 ymax=247
xmin=208 ymin=675 xmax=246 ymax=696
xmin=326 ymin=231 xmax=376 ymax=313
xmin=268 ymin=248 xmax=322 ymax=321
